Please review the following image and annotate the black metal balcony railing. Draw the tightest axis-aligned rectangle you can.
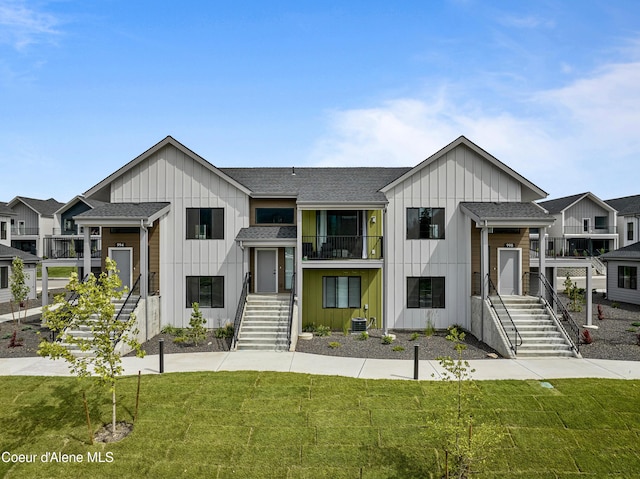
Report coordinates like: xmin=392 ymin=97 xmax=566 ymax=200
xmin=51 ymin=227 xmax=101 ymax=236
xmin=563 ymin=225 xmax=616 ymax=234
xmin=302 ymin=236 xmax=383 ymax=260
xmin=531 ymin=237 xmax=612 ymax=259
xmin=11 ymin=226 xmax=39 ymax=235
xmin=43 ymin=237 xmax=102 ymax=259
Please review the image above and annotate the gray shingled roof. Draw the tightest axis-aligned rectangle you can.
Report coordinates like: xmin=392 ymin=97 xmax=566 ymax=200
xmin=236 ymin=226 xmax=297 ymax=240
xmin=538 ymin=193 xmax=589 ymax=214
xmin=221 ymin=167 xmax=411 ymax=204
xmin=460 ymin=202 xmax=552 ymax=220
xmin=0 ymin=244 xmax=40 ymax=263
xmin=600 ymin=241 xmax=640 ymax=261
xmin=15 ymin=197 xmax=64 ymax=217
xmin=74 ymin=202 xmax=170 ymax=219
xmin=606 ymin=194 xmax=640 ymax=215
xmin=0 ymin=202 xmax=16 ymax=216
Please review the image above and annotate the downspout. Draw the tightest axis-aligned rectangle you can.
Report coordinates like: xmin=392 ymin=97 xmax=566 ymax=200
xmin=382 ymin=206 xmax=388 ymax=336
xmin=480 ymin=220 xmax=487 ymax=341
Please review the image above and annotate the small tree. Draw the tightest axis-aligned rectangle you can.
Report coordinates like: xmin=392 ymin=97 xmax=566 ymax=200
xmin=186 ymin=302 xmax=207 ymax=345
xmin=10 ymin=256 xmax=30 ymax=324
xmin=433 ymin=327 xmax=503 ymax=478
xmin=39 ymin=258 xmax=144 ymax=436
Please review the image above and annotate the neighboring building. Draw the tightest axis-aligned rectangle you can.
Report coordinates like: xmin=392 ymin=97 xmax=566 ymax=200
xmin=0 ymin=244 xmax=39 ymax=304
xmin=605 ymin=194 xmax=640 ymax=247
xmin=7 ymin=197 xmax=64 ymax=256
xmin=63 ymin=135 xmax=554 ymax=339
xmin=0 ymin=202 xmax=16 ymax=247
xmin=601 ymin=242 xmax=640 ymax=306
xmin=536 ymin=192 xmax=618 ymax=257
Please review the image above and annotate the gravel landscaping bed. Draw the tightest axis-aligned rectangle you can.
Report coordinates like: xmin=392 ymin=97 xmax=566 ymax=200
xmin=1 ymin=293 xmax=639 ymax=361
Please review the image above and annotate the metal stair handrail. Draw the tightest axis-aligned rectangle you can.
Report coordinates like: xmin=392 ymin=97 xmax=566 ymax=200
xmin=232 ymin=272 xmax=251 ymax=350
xmin=486 ymin=275 xmax=523 ymax=355
xmin=287 ymin=272 xmax=296 ymax=349
xmin=114 ymin=275 xmax=142 ymax=322
xmin=538 ymin=273 xmax=580 ymax=353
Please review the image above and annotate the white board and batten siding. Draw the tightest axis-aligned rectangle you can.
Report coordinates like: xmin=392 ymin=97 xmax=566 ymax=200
xmin=109 ymin=144 xmax=250 ymax=328
xmin=384 ymin=144 xmax=523 ymax=331
xmin=606 ymin=261 xmax=640 ymax=306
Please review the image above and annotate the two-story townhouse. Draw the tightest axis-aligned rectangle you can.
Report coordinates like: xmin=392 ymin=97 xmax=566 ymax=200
xmin=0 ymin=202 xmax=15 ymax=247
xmin=536 ymin=192 xmax=618 ymax=257
xmin=7 ymin=197 xmax=64 ymax=256
xmin=605 ymin=194 xmax=640 ymax=247
xmin=59 ymin=136 xmax=558 ymax=358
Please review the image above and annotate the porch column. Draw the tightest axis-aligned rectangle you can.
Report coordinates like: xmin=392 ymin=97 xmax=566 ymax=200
xmin=83 ymin=227 xmax=91 ymax=279
xmin=538 ymin=227 xmax=546 ymax=298
xmin=41 ymin=265 xmax=48 ymax=307
xmin=296 ymin=208 xmax=303 ymax=334
xmin=480 ymin=226 xmax=489 ymax=299
xmin=585 ymin=264 xmax=593 ymax=328
xmin=139 ymin=224 xmax=148 ymax=299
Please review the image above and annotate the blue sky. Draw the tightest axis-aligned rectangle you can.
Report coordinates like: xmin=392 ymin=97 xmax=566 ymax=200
xmin=1 ymin=0 xmax=639 ymax=203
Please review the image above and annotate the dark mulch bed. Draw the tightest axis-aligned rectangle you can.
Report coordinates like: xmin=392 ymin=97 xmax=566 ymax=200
xmin=2 ymin=292 xmax=639 ymax=361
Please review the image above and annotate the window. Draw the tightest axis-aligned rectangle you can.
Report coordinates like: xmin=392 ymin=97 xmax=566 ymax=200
xmin=186 ymin=276 xmax=224 ymax=307
xmin=0 ymin=266 xmax=8 ymax=289
xmin=594 ymin=216 xmax=607 ymax=230
xmin=109 ymin=227 xmax=139 ymax=234
xmin=64 ymin=219 xmax=74 ymax=232
xmin=0 ymin=221 xmax=6 ymax=240
xmin=628 ymin=222 xmax=634 ymax=242
xmin=407 ymin=277 xmax=445 ymax=308
xmin=256 ymin=208 xmax=294 ymax=224
xmin=407 ymin=208 xmax=445 ymax=239
xmin=618 ymin=266 xmax=637 ymax=290
xmin=186 ymin=208 xmax=224 ymax=239
xmin=582 ymin=218 xmax=590 ymax=232
xmin=322 ymin=276 xmax=361 ymax=308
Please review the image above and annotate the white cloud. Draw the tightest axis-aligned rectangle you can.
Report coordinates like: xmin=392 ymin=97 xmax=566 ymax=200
xmin=497 ymin=14 xmax=555 ymax=29
xmin=309 ymin=51 xmax=640 ymax=199
xmin=0 ymin=0 xmax=60 ymax=50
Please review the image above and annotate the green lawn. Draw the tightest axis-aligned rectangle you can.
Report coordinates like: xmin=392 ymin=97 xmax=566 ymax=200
xmin=0 ymin=373 xmax=639 ymax=478
xmin=37 ymin=266 xmax=76 ymax=279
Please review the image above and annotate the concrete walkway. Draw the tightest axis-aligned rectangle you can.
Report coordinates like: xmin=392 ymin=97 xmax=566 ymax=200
xmin=1 ymin=351 xmax=639 ymax=381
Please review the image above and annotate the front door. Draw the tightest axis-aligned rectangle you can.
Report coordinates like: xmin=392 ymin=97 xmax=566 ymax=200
xmin=498 ymin=248 xmax=521 ymax=295
xmin=256 ymin=249 xmax=277 ymax=293
xmin=109 ymin=247 xmax=133 ymax=291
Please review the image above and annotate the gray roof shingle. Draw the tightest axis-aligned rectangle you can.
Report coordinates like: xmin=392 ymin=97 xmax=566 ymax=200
xmin=235 ymin=226 xmax=297 ymax=240
xmin=15 ymin=197 xmax=64 ymax=217
xmin=221 ymin=167 xmax=411 ymax=204
xmin=0 ymin=202 xmax=16 ymax=216
xmin=537 ymin=193 xmax=589 ymax=214
xmin=605 ymin=194 xmax=640 ymax=216
xmin=0 ymin=244 xmax=40 ymax=263
xmin=460 ymin=202 xmax=551 ymax=220
xmin=601 ymin=241 xmax=640 ymax=261
xmin=74 ymin=202 xmax=170 ymax=219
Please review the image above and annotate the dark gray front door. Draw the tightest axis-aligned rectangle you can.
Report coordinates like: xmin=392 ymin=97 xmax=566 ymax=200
xmin=256 ymin=249 xmax=277 ymax=293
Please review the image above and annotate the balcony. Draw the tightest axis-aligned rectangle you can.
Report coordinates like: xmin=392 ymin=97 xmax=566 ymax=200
xmin=11 ymin=226 xmax=39 ymax=236
xmin=51 ymin=227 xmax=101 ymax=236
xmin=302 ymin=235 xmax=383 ymax=260
xmin=531 ymin=236 xmax=612 ymax=258
xmin=44 ymin=237 xmax=102 ymax=259
xmin=563 ymin=225 xmax=616 ymax=235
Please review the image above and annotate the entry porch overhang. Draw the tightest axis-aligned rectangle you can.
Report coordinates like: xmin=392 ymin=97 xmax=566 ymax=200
xmin=235 ymin=226 xmax=297 ymax=248
xmin=460 ymin=202 xmax=555 ymax=229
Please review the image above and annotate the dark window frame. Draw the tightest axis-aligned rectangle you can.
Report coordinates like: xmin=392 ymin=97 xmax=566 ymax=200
xmin=628 ymin=222 xmax=634 ymax=242
xmin=186 ymin=208 xmax=224 ymax=240
xmin=0 ymin=266 xmax=8 ymax=289
xmin=322 ymin=276 xmax=361 ymax=309
xmin=186 ymin=276 xmax=224 ymax=308
xmin=0 ymin=221 xmax=6 ymax=240
xmin=617 ymin=266 xmax=637 ymax=290
xmin=255 ymin=208 xmax=295 ymax=225
xmin=594 ymin=216 xmax=608 ymax=230
xmin=407 ymin=277 xmax=445 ymax=308
xmin=406 ymin=208 xmax=445 ymax=239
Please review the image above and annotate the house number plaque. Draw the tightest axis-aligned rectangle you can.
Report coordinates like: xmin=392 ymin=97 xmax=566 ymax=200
xmin=116 ymin=242 xmax=125 ymax=247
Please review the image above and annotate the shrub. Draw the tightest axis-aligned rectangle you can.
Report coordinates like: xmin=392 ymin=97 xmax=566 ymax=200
xmin=328 ymin=341 xmax=341 ymax=349
xmin=381 ymin=335 xmax=394 ymax=345
xmin=632 ymin=322 xmax=640 ymax=327
xmin=581 ymin=329 xmax=593 ymax=344
xmin=315 ymin=325 xmax=331 ymax=337
xmin=409 ymin=332 xmax=420 ymax=341
xmin=424 ymin=318 xmax=436 ymax=337
xmin=8 ymin=331 xmax=23 ymax=348
xmin=392 ymin=345 xmax=405 ymax=352
xmin=612 ymin=302 xmax=620 ymax=309
xmin=357 ymin=332 xmax=369 ymax=341
xmin=215 ymin=323 xmax=234 ymax=339
xmin=162 ymin=325 xmax=184 ymax=336
xmin=302 ymin=322 xmax=316 ymax=333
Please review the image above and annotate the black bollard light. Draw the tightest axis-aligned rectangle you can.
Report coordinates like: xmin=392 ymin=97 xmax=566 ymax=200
xmin=414 ymin=344 xmax=419 ymax=380
xmin=159 ymin=338 xmax=164 ymax=374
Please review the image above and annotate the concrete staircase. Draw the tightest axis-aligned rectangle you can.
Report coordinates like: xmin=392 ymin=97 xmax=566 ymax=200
xmin=236 ymin=294 xmax=291 ymax=351
xmin=491 ymin=296 xmax=578 ymax=358
xmin=60 ymin=295 xmax=140 ymax=358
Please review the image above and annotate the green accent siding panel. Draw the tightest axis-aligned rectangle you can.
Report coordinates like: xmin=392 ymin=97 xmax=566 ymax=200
xmin=367 ymin=210 xmax=383 ymax=238
xmin=302 ymin=268 xmax=382 ymax=330
xmin=302 ymin=210 xmax=316 ymax=237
